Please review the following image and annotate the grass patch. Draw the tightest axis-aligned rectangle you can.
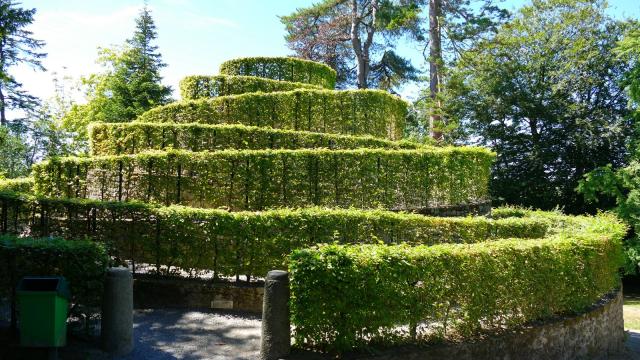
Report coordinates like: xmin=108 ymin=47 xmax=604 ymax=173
xmin=625 ymin=296 xmax=640 ymax=330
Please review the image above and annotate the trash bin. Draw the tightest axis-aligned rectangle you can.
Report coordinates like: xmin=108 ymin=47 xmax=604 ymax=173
xmin=16 ymin=276 xmax=70 ymax=347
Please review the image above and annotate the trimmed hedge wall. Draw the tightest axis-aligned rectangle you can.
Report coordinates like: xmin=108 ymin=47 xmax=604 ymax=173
xmin=0 ymin=190 xmax=550 ymax=280
xmin=137 ymin=89 xmax=408 ymax=140
xmin=0 ymin=235 xmax=109 ymax=306
xmin=32 ymin=148 xmax=494 ymax=211
xmin=180 ymin=75 xmax=320 ymax=100
xmin=89 ymin=122 xmax=430 ymax=156
xmin=219 ymin=57 xmax=337 ymax=89
xmin=289 ymin=212 xmax=625 ymax=352
xmin=0 ymin=178 xmax=34 ymax=193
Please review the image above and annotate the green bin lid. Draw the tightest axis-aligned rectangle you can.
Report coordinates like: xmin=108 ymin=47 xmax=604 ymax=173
xmin=17 ymin=276 xmax=71 ymax=300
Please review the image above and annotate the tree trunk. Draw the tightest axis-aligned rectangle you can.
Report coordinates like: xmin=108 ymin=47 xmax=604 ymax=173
xmin=0 ymin=86 xmax=6 ymax=127
xmin=350 ymin=0 xmax=377 ymax=89
xmin=429 ymin=0 xmax=443 ymax=141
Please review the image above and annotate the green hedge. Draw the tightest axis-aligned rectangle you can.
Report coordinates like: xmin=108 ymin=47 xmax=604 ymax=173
xmin=289 ymin=212 xmax=625 ymax=352
xmin=89 ymin=122 xmax=430 ymax=156
xmin=32 ymin=148 xmax=494 ymax=211
xmin=137 ymin=89 xmax=408 ymax=141
xmin=180 ymin=75 xmax=320 ymax=100
xmin=0 ymin=190 xmax=550 ymax=279
xmin=0 ymin=235 xmax=109 ymax=307
xmin=219 ymin=57 xmax=337 ymax=89
xmin=0 ymin=178 xmax=34 ymax=193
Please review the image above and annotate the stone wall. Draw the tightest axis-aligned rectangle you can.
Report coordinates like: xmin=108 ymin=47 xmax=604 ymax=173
xmin=133 ymin=276 xmax=264 ymax=313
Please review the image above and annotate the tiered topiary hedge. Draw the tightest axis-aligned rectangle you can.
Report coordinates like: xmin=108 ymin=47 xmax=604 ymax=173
xmin=180 ymin=75 xmax=321 ymax=100
xmin=219 ymin=57 xmax=337 ymax=89
xmin=139 ymin=89 xmax=408 ymax=140
xmin=32 ymin=148 xmax=493 ymax=210
xmin=88 ymin=123 xmax=430 ymax=155
xmin=0 ymin=56 xmax=622 ymax=354
xmin=0 ymin=185 xmax=551 ymax=280
xmin=289 ymin=210 xmax=625 ymax=352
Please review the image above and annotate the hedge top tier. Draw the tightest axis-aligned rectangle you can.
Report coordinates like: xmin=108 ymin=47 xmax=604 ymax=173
xmin=219 ymin=56 xmax=337 ymax=89
xmin=31 ymin=56 xmax=495 ymax=212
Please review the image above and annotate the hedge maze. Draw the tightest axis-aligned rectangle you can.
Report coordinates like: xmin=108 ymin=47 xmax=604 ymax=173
xmin=0 ymin=57 xmax=624 ymax=352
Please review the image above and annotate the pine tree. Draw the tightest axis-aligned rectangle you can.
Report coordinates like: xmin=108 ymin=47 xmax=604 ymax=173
xmin=62 ymin=5 xmax=171 ymax=140
xmin=121 ymin=5 xmax=172 ymax=118
xmin=0 ymin=0 xmax=46 ymax=126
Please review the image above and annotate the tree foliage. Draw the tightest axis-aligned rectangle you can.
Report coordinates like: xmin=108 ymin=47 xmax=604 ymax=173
xmin=444 ymin=0 xmax=633 ymax=212
xmin=62 ymin=6 xmax=171 ymax=142
xmin=408 ymin=0 xmax=509 ymax=141
xmin=0 ymin=0 xmax=45 ymax=127
xmin=616 ymin=22 xmax=640 ymax=110
xmin=281 ymin=0 xmax=420 ymax=90
xmin=0 ymin=126 xmax=28 ymax=178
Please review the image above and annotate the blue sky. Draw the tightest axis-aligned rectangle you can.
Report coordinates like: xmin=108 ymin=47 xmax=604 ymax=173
xmin=14 ymin=0 xmax=640 ymax=104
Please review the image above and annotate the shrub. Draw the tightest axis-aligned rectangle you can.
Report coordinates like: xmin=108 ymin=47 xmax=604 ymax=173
xmin=88 ymin=122 xmax=431 ymax=156
xmin=32 ymin=148 xmax=495 ymax=211
xmin=289 ymin=212 xmax=625 ymax=352
xmin=180 ymin=75 xmax=320 ymax=100
xmin=0 ymin=178 xmax=34 ymax=193
xmin=137 ymin=89 xmax=408 ymax=140
xmin=0 ymin=235 xmax=109 ymax=307
xmin=219 ymin=57 xmax=337 ymax=89
xmin=578 ymin=163 xmax=640 ymax=274
xmin=0 ymin=190 xmax=550 ymax=279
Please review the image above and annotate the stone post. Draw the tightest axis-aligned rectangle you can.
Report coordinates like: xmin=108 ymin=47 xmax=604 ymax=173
xmin=261 ymin=270 xmax=291 ymax=360
xmin=101 ymin=267 xmax=134 ymax=356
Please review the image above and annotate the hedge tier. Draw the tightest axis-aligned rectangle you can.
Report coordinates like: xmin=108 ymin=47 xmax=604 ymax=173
xmin=219 ymin=57 xmax=337 ymax=89
xmin=0 ymin=178 xmax=33 ymax=193
xmin=180 ymin=75 xmax=321 ymax=100
xmin=89 ymin=122 xmax=430 ymax=156
xmin=0 ymin=190 xmax=552 ymax=279
xmin=137 ymin=89 xmax=408 ymax=140
xmin=289 ymin=212 xmax=625 ymax=352
xmin=32 ymin=148 xmax=494 ymax=211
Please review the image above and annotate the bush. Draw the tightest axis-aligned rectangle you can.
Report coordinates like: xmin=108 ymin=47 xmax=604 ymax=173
xmin=32 ymin=148 xmax=494 ymax=211
xmin=0 ymin=235 xmax=109 ymax=307
xmin=289 ymin=212 xmax=625 ymax=352
xmin=0 ymin=189 xmax=550 ymax=279
xmin=219 ymin=57 xmax=337 ymax=89
xmin=137 ymin=89 xmax=408 ymax=141
xmin=578 ymin=162 xmax=640 ymax=275
xmin=88 ymin=122 xmax=431 ymax=156
xmin=0 ymin=178 xmax=34 ymax=193
xmin=180 ymin=75 xmax=320 ymax=100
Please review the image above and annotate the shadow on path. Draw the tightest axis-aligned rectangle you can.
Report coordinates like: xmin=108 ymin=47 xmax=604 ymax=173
xmin=116 ymin=309 xmax=261 ymax=360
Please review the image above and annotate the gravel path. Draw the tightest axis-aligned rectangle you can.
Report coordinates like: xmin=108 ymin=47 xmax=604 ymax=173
xmin=119 ymin=309 xmax=261 ymax=360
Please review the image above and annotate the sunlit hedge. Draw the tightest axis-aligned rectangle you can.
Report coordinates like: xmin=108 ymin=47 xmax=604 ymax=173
xmin=0 ymin=189 xmax=550 ymax=279
xmin=180 ymin=75 xmax=320 ymax=100
xmin=289 ymin=211 xmax=625 ymax=352
xmin=33 ymin=148 xmax=494 ymax=210
xmin=89 ymin=122 xmax=431 ymax=156
xmin=0 ymin=178 xmax=33 ymax=193
xmin=219 ymin=57 xmax=337 ymax=89
xmin=137 ymin=89 xmax=408 ymax=140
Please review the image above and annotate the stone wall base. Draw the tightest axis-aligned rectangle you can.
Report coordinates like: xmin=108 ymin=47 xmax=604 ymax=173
xmin=133 ymin=276 xmax=264 ymax=313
